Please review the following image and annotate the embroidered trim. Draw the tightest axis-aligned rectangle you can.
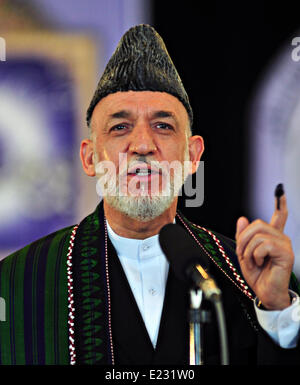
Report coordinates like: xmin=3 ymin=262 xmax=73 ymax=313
xmin=104 ymin=219 xmax=115 ymax=365
xmin=68 ymin=205 xmax=115 ymax=365
xmin=67 ymin=225 xmax=79 ymax=365
xmin=176 ymin=214 xmax=254 ymax=300
xmin=73 ymin=209 xmax=111 ymax=364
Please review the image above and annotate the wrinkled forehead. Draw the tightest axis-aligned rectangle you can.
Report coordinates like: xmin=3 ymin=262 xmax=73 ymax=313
xmin=91 ymin=91 xmax=190 ymax=127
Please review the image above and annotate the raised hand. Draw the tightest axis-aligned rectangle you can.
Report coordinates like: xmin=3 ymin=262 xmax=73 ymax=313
xmin=235 ymin=191 xmax=294 ymax=310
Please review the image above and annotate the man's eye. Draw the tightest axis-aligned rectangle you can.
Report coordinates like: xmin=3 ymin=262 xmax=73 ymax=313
xmin=156 ymin=122 xmax=173 ymax=130
xmin=111 ymin=124 xmax=127 ymax=131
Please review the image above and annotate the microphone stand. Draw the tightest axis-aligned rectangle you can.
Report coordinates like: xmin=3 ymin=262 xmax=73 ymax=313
xmin=189 ymin=286 xmax=229 ymax=365
xmin=189 ymin=288 xmax=204 ymax=365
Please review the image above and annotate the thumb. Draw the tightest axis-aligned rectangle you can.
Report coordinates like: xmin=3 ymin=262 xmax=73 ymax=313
xmin=235 ymin=216 xmax=249 ymax=240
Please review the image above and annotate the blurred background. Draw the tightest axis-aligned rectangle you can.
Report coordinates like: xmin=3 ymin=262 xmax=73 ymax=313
xmin=0 ymin=0 xmax=300 ymax=278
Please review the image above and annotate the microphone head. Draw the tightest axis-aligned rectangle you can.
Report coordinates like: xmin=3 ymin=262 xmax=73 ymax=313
xmin=159 ymin=223 xmax=209 ymax=282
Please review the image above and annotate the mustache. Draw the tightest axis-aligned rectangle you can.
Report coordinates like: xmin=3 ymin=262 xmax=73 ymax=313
xmin=95 ymin=154 xmax=190 ymax=181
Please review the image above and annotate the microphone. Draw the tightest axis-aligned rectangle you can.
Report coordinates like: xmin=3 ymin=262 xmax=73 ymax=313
xmin=159 ymin=223 xmax=229 ymax=365
xmin=159 ymin=223 xmax=222 ymax=301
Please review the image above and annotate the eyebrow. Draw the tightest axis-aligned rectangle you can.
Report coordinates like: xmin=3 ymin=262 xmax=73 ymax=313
xmin=108 ymin=110 xmax=177 ymax=121
xmin=151 ymin=110 xmax=178 ymax=122
xmin=108 ymin=110 xmax=132 ymax=120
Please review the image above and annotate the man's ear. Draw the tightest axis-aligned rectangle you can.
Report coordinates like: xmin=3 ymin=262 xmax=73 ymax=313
xmin=80 ymin=139 xmax=96 ymax=177
xmin=188 ymin=135 xmax=205 ymax=174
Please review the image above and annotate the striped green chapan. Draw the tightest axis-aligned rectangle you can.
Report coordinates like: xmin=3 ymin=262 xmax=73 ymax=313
xmin=0 ymin=226 xmax=73 ymax=364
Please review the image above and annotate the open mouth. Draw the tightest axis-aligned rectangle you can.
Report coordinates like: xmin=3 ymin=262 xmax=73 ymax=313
xmin=127 ymin=163 xmax=161 ymax=177
xmin=129 ymin=168 xmax=159 ymax=176
xmin=123 ymin=164 xmax=163 ymax=196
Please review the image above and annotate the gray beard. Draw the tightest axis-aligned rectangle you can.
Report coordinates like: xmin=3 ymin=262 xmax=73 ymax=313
xmin=104 ymin=190 xmax=177 ymax=222
xmin=97 ymin=145 xmax=190 ymax=221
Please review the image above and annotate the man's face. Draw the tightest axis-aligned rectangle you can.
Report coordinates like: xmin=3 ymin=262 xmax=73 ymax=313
xmin=82 ymin=91 xmax=203 ymax=221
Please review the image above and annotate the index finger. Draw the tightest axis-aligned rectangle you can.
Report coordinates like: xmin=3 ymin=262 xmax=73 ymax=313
xmin=269 ymin=192 xmax=288 ymax=232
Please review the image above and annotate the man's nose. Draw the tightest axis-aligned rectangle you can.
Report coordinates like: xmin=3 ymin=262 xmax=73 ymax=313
xmin=128 ymin=124 xmax=157 ymax=155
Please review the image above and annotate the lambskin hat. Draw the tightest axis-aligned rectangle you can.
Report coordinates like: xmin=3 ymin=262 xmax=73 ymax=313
xmin=86 ymin=24 xmax=193 ymax=127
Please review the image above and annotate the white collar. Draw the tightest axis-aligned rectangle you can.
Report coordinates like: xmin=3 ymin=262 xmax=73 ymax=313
xmin=106 ymin=220 xmax=163 ymax=260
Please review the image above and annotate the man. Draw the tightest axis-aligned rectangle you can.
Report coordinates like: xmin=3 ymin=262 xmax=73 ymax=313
xmin=0 ymin=24 xmax=300 ymax=365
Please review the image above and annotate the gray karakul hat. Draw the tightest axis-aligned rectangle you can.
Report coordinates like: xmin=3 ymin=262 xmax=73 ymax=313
xmin=86 ymin=24 xmax=193 ymax=127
